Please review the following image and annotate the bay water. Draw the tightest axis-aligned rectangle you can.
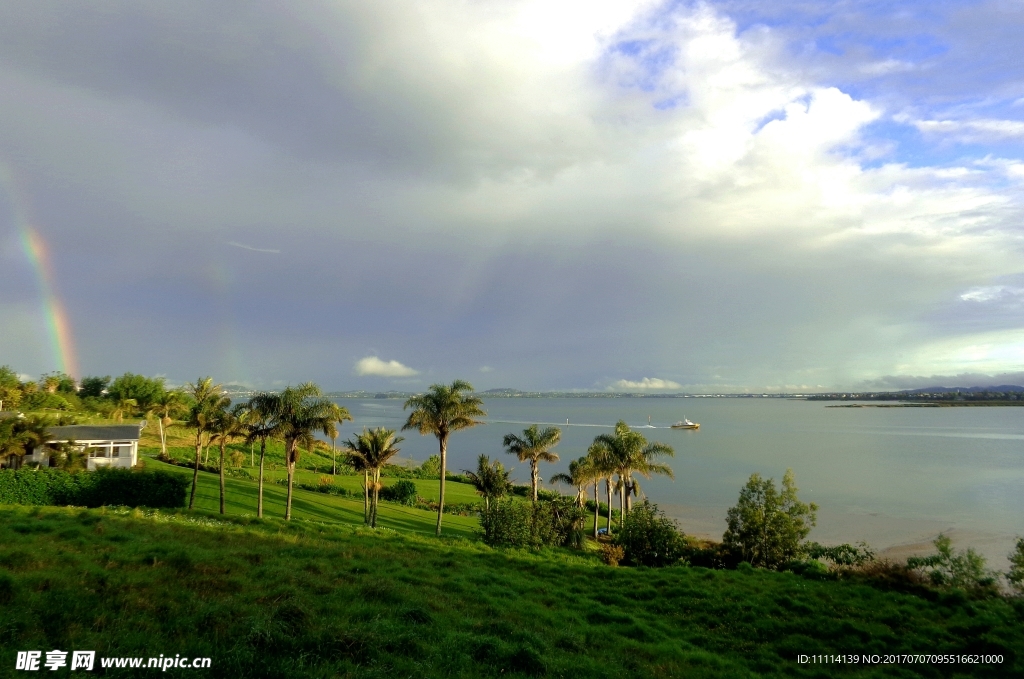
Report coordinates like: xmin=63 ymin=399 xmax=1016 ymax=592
xmin=335 ymin=397 xmax=1024 ymax=567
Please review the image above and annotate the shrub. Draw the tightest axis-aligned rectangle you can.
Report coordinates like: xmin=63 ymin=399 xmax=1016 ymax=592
xmin=804 ymin=541 xmax=875 ymax=568
xmin=480 ymin=499 xmax=585 ymax=548
xmin=230 ymin=451 xmax=246 ymax=468
xmin=614 ymin=500 xmax=687 ymax=567
xmin=907 ymin=534 xmax=998 ymax=593
xmin=481 ymin=499 xmax=532 ymax=547
xmin=379 ymin=479 xmax=417 ymax=505
xmin=722 ymin=469 xmax=817 ymax=570
xmin=420 ymin=454 xmax=441 ymax=478
xmin=600 ymin=544 xmax=625 ymax=567
xmin=0 ymin=468 xmax=187 ymax=509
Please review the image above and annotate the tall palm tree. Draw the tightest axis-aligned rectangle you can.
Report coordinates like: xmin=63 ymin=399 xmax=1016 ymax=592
xmin=503 ymin=424 xmax=561 ymax=502
xmin=463 ymin=454 xmax=514 ymax=511
xmin=590 ymin=420 xmax=674 ymax=530
xmin=150 ymin=389 xmax=186 ymax=460
xmin=549 ymin=457 xmax=590 ymax=507
xmin=585 ymin=442 xmax=615 ymax=536
xmin=343 ymin=427 xmax=404 ymax=528
xmin=403 ymin=380 xmax=486 ymax=537
xmin=275 ymin=383 xmax=342 ymax=521
xmin=209 ymin=403 xmax=246 ymax=514
xmin=184 ymin=377 xmax=230 ymax=510
xmin=242 ymin=392 xmax=282 ymax=519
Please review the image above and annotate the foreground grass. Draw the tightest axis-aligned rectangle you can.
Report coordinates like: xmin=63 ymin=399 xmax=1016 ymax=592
xmin=1 ymin=506 xmax=1021 ymax=678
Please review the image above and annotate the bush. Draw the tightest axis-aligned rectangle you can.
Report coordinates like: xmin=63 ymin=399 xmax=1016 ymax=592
xmin=379 ymin=479 xmax=417 ymax=505
xmin=600 ymin=544 xmax=625 ymax=567
xmin=804 ymin=541 xmax=875 ymax=568
xmin=614 ymin=500 xmax=687 ymax=567
xmin=480 ymin=498 xmax=586 ymax=549
xmin=1008 ymin=538 xmax=1024 ymax=594
xmin=0 ymin=468 xmax=187 ymax=509
xmin=481 ymin=499 xmax=532 ymax=547
xmin=420 ymin=454 xmax=441 ymax=478
xmin=907 ymin=534 xmax=998 ymax=593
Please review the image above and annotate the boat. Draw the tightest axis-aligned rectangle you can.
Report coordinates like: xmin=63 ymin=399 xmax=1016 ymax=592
xmin=671 ymin=418 xmax=699 ymax=430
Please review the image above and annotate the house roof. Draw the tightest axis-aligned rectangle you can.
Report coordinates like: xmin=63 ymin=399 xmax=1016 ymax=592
xmin=47 ymin=425 xmax=143 ymax=442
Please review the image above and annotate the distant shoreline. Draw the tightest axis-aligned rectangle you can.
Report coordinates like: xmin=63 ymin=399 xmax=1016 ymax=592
xmin=826 ymin=401 xmax=1024 ymax=408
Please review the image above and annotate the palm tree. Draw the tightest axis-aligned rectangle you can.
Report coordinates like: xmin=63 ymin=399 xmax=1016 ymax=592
xmin=590 ymin=421 xmax=674 ymax=530
xmin=150 ymin=390 xmax=186 ymax=460
xmin=275 ymin=383 xmax=342 ymax=521
xmin=111 ymin=396 xmax=137 ymax=423
xmin=549 ymin=456 xmax=590 ymax=508
xmin=403 ymin=380 xmax=486 ymax=537
xmin=329 ymin=407 xmax=353 ymax=474
xmin=503 ymin=424 xmax=561 ymax=502
xmin=184 ymin=377 xmax=230 ymax=510
xmin=463 ymin=454 xmax=513 ymax=511
xmin=209 ymin=403 xmax=246 ymax=514
xmin=343 ymin=427 xmax=404 ymax=527
xmin=241 ymin=392 xmax=281 ymax=519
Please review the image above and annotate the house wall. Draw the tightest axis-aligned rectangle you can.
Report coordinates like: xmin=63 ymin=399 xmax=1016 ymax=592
xmin=30 ymin=440 xmax=139 ymax=470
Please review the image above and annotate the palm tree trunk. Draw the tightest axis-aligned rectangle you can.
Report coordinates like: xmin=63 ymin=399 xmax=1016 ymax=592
xmin=531 ymin=459 xmax=538 ymax=502
xmin=188 ymin=429 xmax=202 ymax=510
xmin=625 ymin=478 xmax=633 ymax=514
xmin=250 ymin=441 xmax=254 ymax=467
xmin=284 ymin=440 xmax=295 ymax=521
xmin=158 ymin=418 xmax=166 ymax=459
xmin=485 ymin=496 xmax=490 ymax=512
xmin=371 ymin=470 xmax=380 ymax=528
xmin=605 ymin=478 xmax=612 ymax=533
xmin=332 ymin=437 xmax=337 ymax=475
xmin=436 ymin=436 xmax=447 ymax=537
xmin=218 ymin=440 xmax=226 ymax=514
xmin=257 ymin=438 xmax=266 ymax=518
xmin=363 ymin=469 xmax=369 ymax=524
xmin=593 ymin=481 xmax=599 ymax=538
xmin=619 ymin=480 xmax=626 ymax=531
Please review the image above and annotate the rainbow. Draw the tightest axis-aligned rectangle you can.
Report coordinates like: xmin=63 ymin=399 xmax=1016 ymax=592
xmin=0 ymin=162 xmax=78 ymax=377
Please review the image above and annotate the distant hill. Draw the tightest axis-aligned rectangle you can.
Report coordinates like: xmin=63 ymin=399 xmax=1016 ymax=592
xmin=902 ymin=385 xmax=1024 ymax=394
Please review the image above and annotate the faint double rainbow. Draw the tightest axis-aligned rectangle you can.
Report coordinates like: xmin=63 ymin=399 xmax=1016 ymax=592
xmin=1 ymin=162 xmax=79 ymax=377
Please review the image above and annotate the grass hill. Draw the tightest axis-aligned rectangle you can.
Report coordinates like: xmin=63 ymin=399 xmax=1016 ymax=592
xmin=2 ymin=505 xmax=1021 ymax=678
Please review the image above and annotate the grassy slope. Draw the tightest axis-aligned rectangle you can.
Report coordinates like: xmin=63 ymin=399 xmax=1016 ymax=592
xmin=1 ymin=506 xmax=1021 ymax=679
xmin=143 ymin=457 xmax=481 ymax=539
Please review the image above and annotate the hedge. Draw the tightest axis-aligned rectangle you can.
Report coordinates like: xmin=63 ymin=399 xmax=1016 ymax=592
xmin=0 ymin=468 xmax=188 ymax=509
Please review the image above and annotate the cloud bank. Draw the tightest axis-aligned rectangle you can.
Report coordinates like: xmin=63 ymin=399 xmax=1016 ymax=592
xmin=353 ymin=357 xmax=419 ymax=378
xmin=612 ymin=377 xmax=682 ymax=391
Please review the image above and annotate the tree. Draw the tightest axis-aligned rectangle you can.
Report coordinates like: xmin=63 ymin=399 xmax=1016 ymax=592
xmin=615 ymin=500 xmax=687 ymax=567
xmin=1007 ymin=538 xmax=1024 ymax=594
xmin=209 ymin=403 xmax=245 ymax=514
xmin=723 ymin=469 xmax=818 ymax=570
xmin=343 ymin=428 xmax=404 ymax=527
xmin=503 ymin=424 xmax=561 ymax=502
xmin=585 ymin=442 xmax=614 ymax=537
xmin=403 ymin=380 xmax=486 ymax=536
xmin=111 ymin=396 xmax=138 ymax=423
xmin=108 ymin=373 xmax=166 ymax=411
xmin=907 ymin=534 xmax=997 ymax=592
xmin=241 ymin=392 xmax=282 ymax=519
xmin=149 ymin=390 xmax=186 ymax=459
xmin=0 ymin=365 xmax=23 ymax=411
xmin=463 ymin=454 xmax=514 ymax=511
xmin=40 ymin=371 xmax=76 ymax=394
xmin=0 ymin=414 xmax=53 ymax=469
xmin=78 ymin=375 xmax=110 ymax=399
xmin=590 ymin=421 xmax=674 ymax=530
xmin=549 ymin=457 xmax=591 ymax=508
xmin=275 ymin=383 xmax=343 ymax=521
xmin=184 ymin=377 xmax=230 ymax=510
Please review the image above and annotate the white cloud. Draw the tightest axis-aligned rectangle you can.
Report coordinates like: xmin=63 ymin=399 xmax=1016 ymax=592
xmin=914 ymin=118 xmax=1024 ymax=141
xmin=479 ymin=365 xmax=494 ymax=373
xmin=353 ymin=356 xmax=419 ymax=377
xmin=611 ymin=377 xmax=682 ymax=390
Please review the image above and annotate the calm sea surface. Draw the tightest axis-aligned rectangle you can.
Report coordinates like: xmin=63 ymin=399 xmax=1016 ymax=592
xmin=334 ymin=397 xmax=1024 ymax=566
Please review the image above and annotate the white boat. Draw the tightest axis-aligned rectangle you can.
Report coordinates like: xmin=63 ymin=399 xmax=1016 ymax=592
xmin=671 ymin=418 xmax=699 ymax=430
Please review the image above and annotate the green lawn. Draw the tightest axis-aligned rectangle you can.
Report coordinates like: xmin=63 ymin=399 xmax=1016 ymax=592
xmin=143 ymin=456 xmax=481 ymax=539
xmin=1 ymin=505 xmax=1020 ymax=678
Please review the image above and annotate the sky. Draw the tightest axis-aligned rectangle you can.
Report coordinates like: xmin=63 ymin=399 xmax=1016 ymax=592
xmin=1 ymin=0 xmax=1023 ymax=393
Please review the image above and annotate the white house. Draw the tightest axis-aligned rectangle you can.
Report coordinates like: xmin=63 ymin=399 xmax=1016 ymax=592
xmin=28 ymin=423 xmax=145 ymax=470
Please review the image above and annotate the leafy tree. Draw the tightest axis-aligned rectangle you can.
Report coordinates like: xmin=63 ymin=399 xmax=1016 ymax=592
xmin=403 ymin=380 xmax=486 ymax=536
xmin=0 ymin=365 xmax=22 ymax=411
xmin=343 ymin=428 xmax=404 ymax=527
xmin=241 ymin=392 xmax=282 ymax=519
xmin=78 ymin=375 xmax=110 ymax=399
xmin=503 ymin=424 xmax=561 ymax=503
xmin=590 ymin=421 xmax=674 ymax=530
xmin=907 ymin=534 xmax=997 ymax=592
xmin=615 ymin=500 xmax=687 ymax=567
xmin=108 ymin=373 xmax=166 ymax=410
xmin=184 ymin=378 xmax=230 ymax=510
xmin=0 ymin=415 xmax=52 ymax=469
xmin=420 ymin=454 xmax=441 ymax=478
xmin=1007 ymin=538 xmax=1024 ymax=594
xmin=463 ymin=454 xmax=514 ymax=511
xmin=276 ymin=383 xmax=345 ymax=521
xmin=723 ymin=469 xmax=817 ymax=570
xmin=40 ymin=372 xmax=76 ymax=394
